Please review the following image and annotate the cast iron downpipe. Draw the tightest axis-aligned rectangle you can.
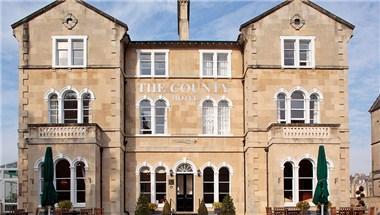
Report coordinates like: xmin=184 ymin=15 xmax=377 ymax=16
xmin=265 ymin=146 xmax=269 ymax=207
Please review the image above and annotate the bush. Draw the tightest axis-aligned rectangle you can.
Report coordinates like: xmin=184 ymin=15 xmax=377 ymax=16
xmin=162 ymin=200 xmax=171 ymax=215
xmin=198 ymin=199 xmax=208 ymax=215
xmin=57 ymin=200 xmax=72 ymax=209
xmin=213 ymin=202 xmax=222 ymax=209
xmin=221 ymin=195 xmax=236 ymax=215
xmin=296 ymin=201 xmax=310 ymax=212
xmin=135 ymin=195 xmax=150 ymax=215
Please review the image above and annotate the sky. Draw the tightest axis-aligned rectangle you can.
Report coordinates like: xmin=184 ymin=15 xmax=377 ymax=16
xmin=0 ymin=0 xmax=379 ymax=174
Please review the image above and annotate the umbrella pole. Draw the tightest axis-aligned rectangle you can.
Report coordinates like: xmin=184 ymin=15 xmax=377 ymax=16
xmin=321 ymin=204 xmax=324 ymax=215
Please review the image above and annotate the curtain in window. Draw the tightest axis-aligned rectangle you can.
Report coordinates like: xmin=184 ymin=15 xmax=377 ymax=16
xmin=140 ymin=100 xmax=152 ymax=134
xmin=203 ymin=167 xmax=214 ymax=204
xmin=309 ymin=94 xmax=319 ymax=124
xmin=82 ymin=93 xmax=91 ymax=123
xmin=283 ymin=162 xmax=293 ymax=203
xmin=140 ymin=167 xmax=151 ymax=202
xmin=217 ymin=53 xmax=228 ymax=76
xmin=49 ymin=94 xmax=59 ymax=123
xmin=290 ymin=91 xmax=305 ymax=123
xmin=155 ymin=167 xmax=166 ymax=204
xmin=218 ymin=100 xmax=230 ymax=135
xmin=202 ymin=100 xmax=215 ymax=134
xmin=202 ymin=53 xmax=214 ymax=76
xmin=154 ymin=53 xmax=166 ymax=76
xmin=72 ymin=39 xmax=84 ymax=66
xmin=277 ymin=93 xmax=286 ymax=123
xmin=56 ymin=159 xmax=71 ymax=202
xmin=155 ymin=100 xmax=167 ymax=134
xmin=299 ymin=159 xmax=313 ymax=201
xmin=140 ymin=53 xmax=152 ymax=75
xmin=56 ymin=39 xmax=68 ymax=66
xmin=284 ymin=39 xmax=296 ymax=66
xmin=63 ymin=90 xmax=78 ymax=123
xmin=219 ymin=167 xmax=230 ymax=201
xmin=75 ymin=162 xmax=86 ymax=203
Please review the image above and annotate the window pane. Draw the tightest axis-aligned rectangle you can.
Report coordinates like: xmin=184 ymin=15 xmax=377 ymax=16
xmin=291 ymin=110 xmax=304 ymax=118
xmin=56 ymin=160 xmax=70 ymax=177
xmin=72 ymin=39 xmax=83 ymax=49
xmin=219 ymin=168 xmax=229 ymax=181
xmin=203 ymin=53 xmax=214 ymax=76
xmin=218 ymin=100 xmax=229 ymax=135
xmin=140 ymin=183 xmax=151 ymax=192
xmin=284 ymin=40 xmax=295 ymax=49
xmin=140 ymin=53 xmax=151 ymax=75
xmin=283 ymin=163 xmax=293 ymax=177
xmin=291 ymin=100 xmax=304 ymax=109
xmin=156 ymin=194 xmax=166 ymax=204
xmin=203 ymin=168 xmax=214 ymax=181
xmin=217 ymin=53 xmax=228 ymax=76
xmin=203 ymin=183 xmax=214 ymax=192
xmin=140 ymin=172 xmax=150 ymax=181
xmin=299 ymin=191 xmax=312 ymax=201
xmin=284 ymin=40 xmax=295 ymax=66
xmin=154 ymin=53 xmax=166 ymax=76
xmin=57 ymin=191 xmax=70 ymax=202
xmin=203 ymin=100 xmax=214 ymax=134
xmin=58 ymin=50 xmax=68 ymax=66
xmin=77 ymin=191 xmax=85 ymax=203
xmin=284 ymin=179 xmax=293 ymax=190
xmin=156 ymin=183 xmax=166 ymax=192
xmin=77 ymin=179 xmax=85 ymax=190
xmin=140 ymin=100 xmax=152 ymax=134
xmin=73 ymin=50 xmax=84 ymax=65
xmin=299 ymin=160 xmax=313 ymax=177
xmin=156 ymin=172 xmax=166 ymax=181
xmin=155 ymin=100 xmax=166 ymax=134
xmin=204 ymin=194 xmax=214 ymax=204
xmin=284 ymin=191 xmax=293 ymax=202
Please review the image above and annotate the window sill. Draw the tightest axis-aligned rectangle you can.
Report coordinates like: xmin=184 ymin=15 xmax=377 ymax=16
xmin=281 ymin=66 xmax=315 ymax=69
xmin=136 ymin=134 xmax=171 ymax=136
xmin=53 ymin=65 xmax=87 ymax=69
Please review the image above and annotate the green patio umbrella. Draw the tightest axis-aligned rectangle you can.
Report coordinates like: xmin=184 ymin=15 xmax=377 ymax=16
xmin=312 ymin=145 xmax=329 ymax=215
xmin=41 ymin=147 xmax=57 ymax=214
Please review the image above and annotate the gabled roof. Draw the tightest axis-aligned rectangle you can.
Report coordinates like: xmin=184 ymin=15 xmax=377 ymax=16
xmin=11 ymin=0 xmax=128 ymax=30
xmin=239 ymin=0 xmax=355 ymax=31
xmin=369 ymin=94 xmax=380 ymax=113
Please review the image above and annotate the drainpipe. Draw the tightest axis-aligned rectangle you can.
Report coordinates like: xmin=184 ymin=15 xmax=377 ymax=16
xmin=100 ymin=147 xmax=103 ymax=209
xmin=264 ymin=146 xmax=269 ymax=207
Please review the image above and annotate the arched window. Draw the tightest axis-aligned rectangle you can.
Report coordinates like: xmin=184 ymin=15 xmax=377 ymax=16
xmin=56 ymin=159 xmax=71 ymax=201
xmin=63 ymin=90 xmax=78 ymax=123
xmin=140 ymin=167 xmax=151 ymax=201
xmin=218 ymin=100 xmax=230 ymax=135
xmin=277 ymin=93 xmax=286 ymax=123
xmin=290 ymin=91 xmax=305 ymax=123
xmin=203 ymin=167 xmax=214 ymax=204
xmin=155 ymin=167 xmax=166 ymax=204
xmin=75 ymin=162 xmax=86 ymax=204
xmin=283 ymin=162 xmax=293 ymax=203
xmin=48 ymin=94 xmax=59 ymax=123
xmin=202 ymin=100 xmax=215 ymax=135
xmin=82 ymin=93 xmax=91 ymax=123
xmin=219 ymin=167 xmax=230 ymax=201
xmin=298 ymin=159 xmax=313 ymax=201
xmin=155 ymin=100 xmax=167 ymax=134
xmin=310 ymin=94 xmax=319 ymax=124
xmin=140 ymin=100 xmax=152 ymax=134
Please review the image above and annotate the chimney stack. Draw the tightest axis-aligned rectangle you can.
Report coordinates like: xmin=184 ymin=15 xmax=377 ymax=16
xmin=178 ymin=0 xmax=189 ymax=40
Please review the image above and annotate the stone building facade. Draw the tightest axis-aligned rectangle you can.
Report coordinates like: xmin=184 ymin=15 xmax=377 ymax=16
xmin=12 ymin=0 xmax=354 ymax=214
xmin=369 ymin=95 xmax=380 ymax=197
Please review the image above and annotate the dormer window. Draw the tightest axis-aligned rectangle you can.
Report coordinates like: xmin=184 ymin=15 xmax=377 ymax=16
xmin=52 ymin=36 xmax=87 ymax=68
xmin=281 ymin=36 xmax=315 ymax=68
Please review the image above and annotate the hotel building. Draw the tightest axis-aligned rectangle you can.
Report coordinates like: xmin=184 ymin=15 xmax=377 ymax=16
xmin=11 ymin=0 xmax=354 ymax=214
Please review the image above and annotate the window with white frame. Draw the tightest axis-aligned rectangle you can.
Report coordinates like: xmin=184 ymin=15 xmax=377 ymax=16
xmin=63 ymin=90 xmax=78 ymax=123
xmin=139 ymin=99 xmax=168 ymax=135
xmin=309 ymin=94 xmax=319 ymax=124
xmin=283 ymin=162 xmax=293 ymax=203
xmin=203 ymin=167 xmax=214 ymax=204
xmin=140 ymin=100 xmax=152 ymax=134
xmin=139 ymin=167 xmax=151 ymax=201
xmin=202 ymin=100 xmax=215 ymax=135
xmin=75 ymin=162 xmax=86 ymax=204
xmin=217 ymin=100 xmax=230 ymax=135
xmin=290 ymin=91 xmax=305 ymax=123
xmin=138 ymin=50 xmax=168 ymax=76
xmin=298 ymin=159 xmax=313 ymax=201
xmin=39 ymin=163 xmax=44 ymax=203
xmin=281 ymin=36 xmax=315 ymax=68
xmin=200 ymin=50 xmax=231 ymax=77
xmin=218 ymin=167 xmax=230 ymax=202
xmin=202 ymin=99 xmax=231 ymax=135
xmin=277 ymin=93 xmax=286 ymax=124
xmin=55 ymin=159 xmax=71 ymax=202
xmin=48 ymin=94 xmax=59 ymax=123
xmin=155 ymin=167 xmax=166 ymax=204
xmin=52 ymin=36 xmax=87 ymax=67
xmin=82 ymin=93 xmax=91 ymax=123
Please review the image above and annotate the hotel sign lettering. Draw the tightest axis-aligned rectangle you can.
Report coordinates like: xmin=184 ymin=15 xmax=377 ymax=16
xmin=138 ymin=82 xmax=228 ymax=101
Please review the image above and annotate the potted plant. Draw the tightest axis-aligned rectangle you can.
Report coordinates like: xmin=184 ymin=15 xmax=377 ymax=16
xmin=135 ymin=195 xmax=150 ymax=215
xmin=220 ymin=195 xmax=236 ymax=215
xmin=296 ymin=201 xmax=310 ymax=215
xmin=57 ymin=200 xmax=72 ymax=211
xmin=213 ymin=202 xmax=222 ymax=215
xmin=148 ymin=203 xmax=158 ymax=214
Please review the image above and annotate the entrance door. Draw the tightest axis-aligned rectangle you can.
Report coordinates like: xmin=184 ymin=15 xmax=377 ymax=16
xmin=176 ymin=174 xmax=193 ymax=212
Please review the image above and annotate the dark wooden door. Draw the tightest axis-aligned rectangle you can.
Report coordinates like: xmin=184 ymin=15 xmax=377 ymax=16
xmin=176 ymin=174 xmax=193 ymax=211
